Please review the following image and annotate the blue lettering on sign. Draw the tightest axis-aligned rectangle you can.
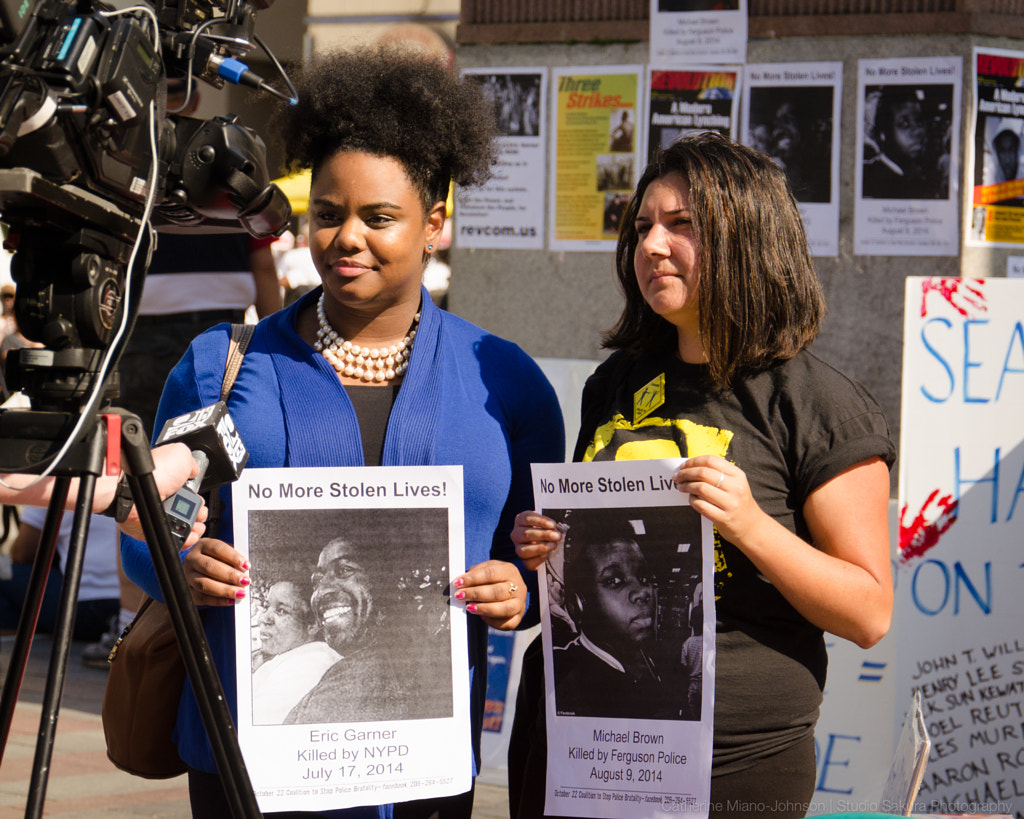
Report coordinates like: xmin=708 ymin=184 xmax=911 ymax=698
xmin=920 ymin=317 xmax=955 ymax=403
xmin=955 ymin=447 xmax=1000 ymax=523
xmin=911 ymin=560 xmax=992 ymax=616
xmin=918 ymin=317 xmax=1024 ymax=403
xmin=814 ymin=733 xmax=859 ymax=794
xmin=996 ymin=320 xmax=1024 ymax=400
xmin=953 ymin=446 xmax=1024 ymax=523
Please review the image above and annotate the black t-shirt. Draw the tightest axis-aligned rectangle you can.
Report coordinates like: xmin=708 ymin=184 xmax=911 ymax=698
xmin=575 ymin=348 xmax=896 ymax=773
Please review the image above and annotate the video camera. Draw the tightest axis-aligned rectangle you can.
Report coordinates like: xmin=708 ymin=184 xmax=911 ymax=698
xmin=0 ymin=0 xmax=292 ymax=423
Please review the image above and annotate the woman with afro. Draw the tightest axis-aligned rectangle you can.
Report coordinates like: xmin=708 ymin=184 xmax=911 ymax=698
xmin=121 ymin=44 xmax=565 ymax=819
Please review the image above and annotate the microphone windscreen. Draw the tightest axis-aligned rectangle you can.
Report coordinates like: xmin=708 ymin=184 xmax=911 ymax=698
xmin=154 ymin=401 xmax=248 ymax=491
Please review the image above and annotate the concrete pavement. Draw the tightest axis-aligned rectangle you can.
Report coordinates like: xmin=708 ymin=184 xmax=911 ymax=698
xmin=0 ymin=634 xmax=510 ymax=818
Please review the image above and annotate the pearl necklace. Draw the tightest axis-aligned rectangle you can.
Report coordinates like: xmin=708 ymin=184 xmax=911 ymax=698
xmin=314 ymin=295 xmax=419 ymax=383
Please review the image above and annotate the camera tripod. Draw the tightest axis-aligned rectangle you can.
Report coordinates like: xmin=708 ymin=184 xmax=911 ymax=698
xmin=0 ymin=406 xmax=262 ymax=819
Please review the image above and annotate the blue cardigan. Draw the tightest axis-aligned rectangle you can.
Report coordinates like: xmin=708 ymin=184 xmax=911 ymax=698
xmin=122 ymin=287 xmax=564 ymax=816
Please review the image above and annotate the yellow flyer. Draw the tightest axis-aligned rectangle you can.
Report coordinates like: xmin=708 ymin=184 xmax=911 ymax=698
xmin=549 ymin=66 xmax=644 ymax=251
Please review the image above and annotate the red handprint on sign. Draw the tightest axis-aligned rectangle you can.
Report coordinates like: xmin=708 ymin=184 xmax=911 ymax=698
xmin=898 ymin=489 xmax=958 ymax=563
xmin=919 ymin=278 xmax=986 ymax=318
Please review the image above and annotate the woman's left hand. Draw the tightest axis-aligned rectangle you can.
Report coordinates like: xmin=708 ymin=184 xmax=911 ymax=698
xmin=453 ymin=560 xmax=527 ymax=630
xmin=673 ymin=455 xmax=768 ymax=546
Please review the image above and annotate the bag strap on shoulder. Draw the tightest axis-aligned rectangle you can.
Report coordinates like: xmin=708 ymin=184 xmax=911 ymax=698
xmin=206 ymin=323 xmax=254 ymax=539
xmin=221 ymin=323 xmax=255 ymax=402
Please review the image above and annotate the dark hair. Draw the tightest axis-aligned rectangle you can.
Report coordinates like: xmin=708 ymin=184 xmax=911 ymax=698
xmin=874 ymin=86 xmax=922 ymax=143
xmin=605 ymin=131 xmax=825 ymax=388
xmin=563 ymin=513 xmax=641 ymax=596
xmin=274 ymin=44 xmax=498 ymax=209
xmin=995 ymin=129 xmax=1020 ymax=150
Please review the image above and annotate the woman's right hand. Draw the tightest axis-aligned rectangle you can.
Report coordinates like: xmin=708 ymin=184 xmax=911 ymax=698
xmin=511 ymin=510 xmax=563 ymax=570
xmin=183 ymin=537 xmax=250 ymax=607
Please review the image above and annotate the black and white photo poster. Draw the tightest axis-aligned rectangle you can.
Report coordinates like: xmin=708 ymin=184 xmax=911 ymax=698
xmin=534 ymin=460 xmax=715 ymax=818
xmin=742 ymin=62 xmax=842 ymax=257
xmin=458 ymin=68 xmax=548 ymax=250
xmin=232 ymin=465 xmax=470 ymax=812
xmin=854 ymin=56 xmax=961 ymax=256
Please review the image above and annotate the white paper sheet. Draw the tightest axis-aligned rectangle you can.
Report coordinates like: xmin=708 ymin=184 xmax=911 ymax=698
xmin=533 ymin=460 xmax=716 ymax=818
xmin=231 ymin=465 xmax=471 ymax=812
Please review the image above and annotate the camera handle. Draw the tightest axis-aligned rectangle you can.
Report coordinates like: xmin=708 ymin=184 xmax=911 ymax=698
xmin=0 ymin=408 xmax=262 ymax=819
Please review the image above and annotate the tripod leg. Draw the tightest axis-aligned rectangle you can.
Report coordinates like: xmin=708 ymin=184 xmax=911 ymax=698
xmin=118 ymin=412 xmax=262 ymax=819
xmin=0 ymin=477 xmax=70 ymax=763
xmin=25 ymin=476 xmax=97 ymax=819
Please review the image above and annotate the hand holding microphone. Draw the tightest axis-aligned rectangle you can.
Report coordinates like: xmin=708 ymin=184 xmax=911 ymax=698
xmin=154 ymin=402 xmax=249 ymax=545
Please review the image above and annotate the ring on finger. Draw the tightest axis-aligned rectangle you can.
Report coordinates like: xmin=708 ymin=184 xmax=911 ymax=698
xmin=715 ymin=471 xmax=725 ymax=489
xmin=508 ymin=582 xmax=518 ymax=598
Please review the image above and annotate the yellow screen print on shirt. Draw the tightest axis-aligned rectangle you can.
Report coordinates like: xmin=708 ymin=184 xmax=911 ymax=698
xmin=583 ymin=408 xmax=734 ymax=598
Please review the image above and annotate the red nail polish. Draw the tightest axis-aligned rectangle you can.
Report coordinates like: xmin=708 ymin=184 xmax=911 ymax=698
xmin=240 ymin=576 xmax=251 ymax=586
xmin=466 ymin=603 xmax=477 ymax=613
xmin=454 ymin=577 xmax=464 ymax=587
xmin=236 ymin=590 xmax=246 ymax=599
xmin=455 ymin=590 xmax=465 ymax=600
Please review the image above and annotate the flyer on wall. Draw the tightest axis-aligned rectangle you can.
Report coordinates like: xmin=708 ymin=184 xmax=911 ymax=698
xmin=741 ymin=62 xmax=842 ymax=257
xmin=853 ymin=56 xmax=961 ymax=256
xmin=231 ymin=465 xmax=471 ymax=813
xmin=533 ymin=460 xmax=716 ymax=819
xmin=897 ymin=277 xmax=1024 ymax=817
xmin=649 ymin=0 xmax=747 ymax=67
xmin=968 ymin=48 xmax=1024 ymax=247
xmin=646 ymin=66 xmax=740 ymax=161
xmin=456 ymin=68 xmax=548 ymax=250
xmin=549 ymin=66 xmax=644 ymax=252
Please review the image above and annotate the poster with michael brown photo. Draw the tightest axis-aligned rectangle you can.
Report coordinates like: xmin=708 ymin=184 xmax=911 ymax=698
xmin=231 ymin=465 xmax=471 ymax=813
xmin=853 ymin=56 xmax=961 ymax=256
xmin=649 ymin=0 xmax=747 ymax=67
xmin=534 ymin=459 xmax=716 ymax=818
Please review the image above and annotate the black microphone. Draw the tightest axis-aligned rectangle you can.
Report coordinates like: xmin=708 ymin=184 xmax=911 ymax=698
xmin=154 ymin=402 xmax=248 ymax=543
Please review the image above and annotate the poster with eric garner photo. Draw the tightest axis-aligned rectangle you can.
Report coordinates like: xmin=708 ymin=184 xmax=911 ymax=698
xmin=550 ymin=66 xmax=644 ymax=252
xmin=457 ymin=68 xmax=547 ymax=250
xmin=533 ymin=460 xmax=716 ymax=818
xmin=897 ymin=277 xmax=1024 ymax=818
xmin=742 ymin=62 xmax=842 ymax=257
xmin=231 ymin=465 xmax=471 ymax=813
xmin=649 ymin=0 xmax=747 ymax=67
xmin=968 ymin=48 xmax=1024 ymax=247
xmin=646 ymin=67 xmax=740 ymax=161
xmin=854 ymin=56 xmax=961 ymax=257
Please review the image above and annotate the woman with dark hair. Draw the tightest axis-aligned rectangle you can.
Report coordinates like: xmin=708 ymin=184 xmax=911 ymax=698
xmin=121 ymin=44 xmax=564 ymax=819
xmin=509 ymin=132 xmax=895 ymax=819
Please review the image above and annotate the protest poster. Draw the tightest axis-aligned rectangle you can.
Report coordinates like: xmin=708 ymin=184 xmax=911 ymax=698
xmin=457 ymin=68 xmax=547 ymax=250
xmin=649 ymin=0 xmax=747 ymax=67
xmin=742 ymin=62 xmax=842 ymax=257
xmin=549 ymin=66 xmax=644 ymax=252
xmin=968 ymin=48 xmax=1024 ymax=247
xmin=231 ymin=465 xmax=471 ymax=813
xmin=533 ymin=459 xmax=716 ymax=818
xmin=854 ymin=57 xmax=961 ymax=256
xmin=646 ymin=66 xmax=740 ymax=160
xmin=897 ymin=277 xmax=1024 ymax=817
